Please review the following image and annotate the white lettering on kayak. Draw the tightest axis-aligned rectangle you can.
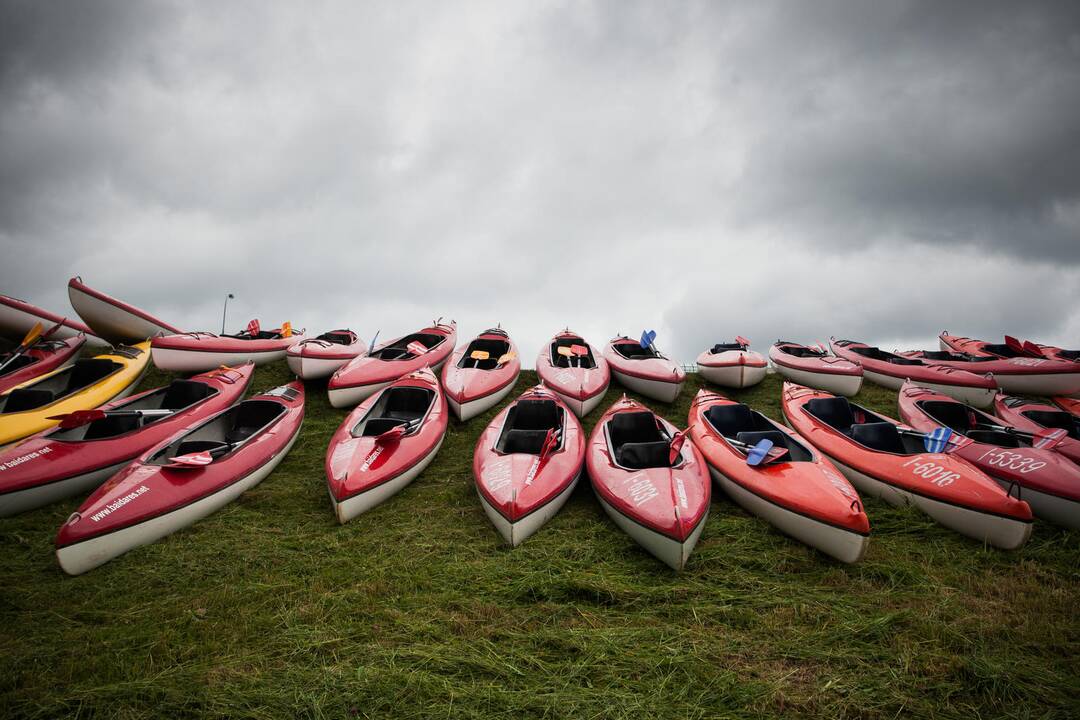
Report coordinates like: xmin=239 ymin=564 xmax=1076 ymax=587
xmin=675 ymin=478 xmax=688 ymax=509
xmin=902 ymin=457 xmax=960 ymax=486
xmin=524 ymin=457 xmax=541 ymax=486
xmin=622 ymin=473 xmax=659 ymax=507
xmin=822 ymin=466 xmax=858 ymax=501
xmin=486 ymin=458 xmax=513 ymax=493
xmin=974 ymin=448 xmax=1046 ymax=474
xmin=0 ymin=445 xmax=53 ymax=471
xmin=89 ymin=485 xmax=150 ymax=522
xmin=359 ymin=446 xmax=385 ymax=472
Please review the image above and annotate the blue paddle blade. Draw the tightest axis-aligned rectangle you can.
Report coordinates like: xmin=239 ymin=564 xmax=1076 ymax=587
xmin=746 ymin=438 xmax=774 ymax=466
xmin=640 ymin=329 xmax=657 ymax=348
xmin=923 ymin=426 xmax=953 ymax=453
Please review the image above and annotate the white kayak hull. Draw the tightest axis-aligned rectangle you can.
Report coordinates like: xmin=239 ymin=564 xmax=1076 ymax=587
xmin=68 ymin=282 xmax=176 ymax=343
xmin=0 ymin=301 xmax=107 ymax=347
xmin=988 ymin=478 xmax=1080 ymax=530
xmin=862 ymin=370 xmax=998 ymax=409
xmin=770 ymin=363 xmax=863 ymax=397
xmin=478 ymin=471 xmax=580 ymax=547
xmin=286 ymin=354 xmax=351 ymax=380
xmin=610 ymin=369 xmax=683 ymax=403
xmin=0 ymin=461 xmax=128 ymax=518
xmin=698 ymin=363 xmax=767 ymax=389
xmin=548 ymin=388 xmax=605 ymax=418
xmin=151 ymin=346 xmax=288 ymax=374
xmin=449 ymin=381 xmax=518 ymax=422
xmin=593 ymin=492 xmax=707 ymax=571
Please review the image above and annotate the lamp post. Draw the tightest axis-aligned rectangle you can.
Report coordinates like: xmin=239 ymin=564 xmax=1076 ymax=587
xmin=221 ymin=293 xmax=235 ymax=334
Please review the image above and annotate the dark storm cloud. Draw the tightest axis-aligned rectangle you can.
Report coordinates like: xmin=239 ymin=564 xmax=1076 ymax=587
xmin=0 ymin=0 xmax=1077 ymax=364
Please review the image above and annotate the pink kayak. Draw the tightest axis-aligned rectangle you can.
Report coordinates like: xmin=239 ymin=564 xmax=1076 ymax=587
xmin=603 ymin=335 xmax=684 ymax=403
xmin=991 ymin=395 xmax=1080 ymax=465
xmin=769 ymin=341 xmax=863 ymax=396
xmin=68 ymin=276 xmax=183 ymax=344
xmin=286 ymin=329 xmax=367 ymax=380
xmin=442 ymin=327 xmax=521 ymax=421
xmin=0 ymin=364 xmax=253 ymax=516
xmin=152 ymin=324 xmax=305 ymax=373
xmin=328 ymin=320 xmax=457 ymax=408
xmin=586 ymin=396 xmax=710 ymax=570
xmin=0 ymin=293 xmax=106 ymax=347
xmin=696 ymin=338 xmax=767 ymax=389
xmin=55 ymin=381 xmax=305 ymax=574
xmin=325 ymin=368 xmax=447 ymax=523
xmin=0 ymin=335 xmax=86 ymax=395
xmin=898 ymin=381 xmax=1080 ymax=530
xmin=831 ymin=338 xmax=997 ymax=408
xmin=936 ymin=332 xmax=1080 ymax=396
xmin=535 ymin=330 xmax=610 ymax=417
xmin=473 ymin=385 xmax=584 ymax=545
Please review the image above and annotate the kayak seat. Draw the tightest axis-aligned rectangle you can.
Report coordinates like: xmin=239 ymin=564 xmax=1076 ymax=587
xmin=710 ymin=342 xmax=744 ymax=353
xmin=320 ymin=330 xmax=355 ymax=345
xmin=223 ymin=400 xmax=286 ymax=445
xmin=380 ymin=387 xmax=435 ymax=422
xmin=160 ymin=380 xmax=215 ymax=410
xmin=458 ymin=339 xmax=510 ymax=370
xmin=916 ymin=401 xmax=976 ymax=433
xmin=616 ymin=440 xmax=671 ymax=469
xmin=612 ymin=343 xmax=659 ymax=360
xmin=84 ymin=414 xmax=143 ymax=440
xmin=361 ymin=418 xmax=407 ymax=437
xmin=1022 ymin=410 xmax=1080 ymax=437
xmin=608 ymin=411 xmax=672 ymax=468
xmin=805 ymin=397 xmax=856 ymax=434
xmin=501 ymin=429 xmax=550 ymax=454
xmin=1057 ymin=349 xmax=1080 ymax=361
xmin=175 ymin=440 xmax=228 ymax=455
xmin=703 ymin=404 xmax=753 ymax=436
xmin=981 ymin=343 xmax=1021 ymax=358
xmin=968 ymin=429 xmax=1021 ymax=447
xmin=3 ymin=388 xmax=55 ymax=413
xmin=510 ymin=400 xmax=560 ymax=431
xmin=63 ymin=359 xmax=119 ymax=394
xmin=850 ymin=423 xmax=905 ymax=453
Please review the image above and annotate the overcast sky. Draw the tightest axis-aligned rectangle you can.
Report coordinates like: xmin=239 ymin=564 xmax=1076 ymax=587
xmin=2 ymin=0 xmax=1078 ymax=365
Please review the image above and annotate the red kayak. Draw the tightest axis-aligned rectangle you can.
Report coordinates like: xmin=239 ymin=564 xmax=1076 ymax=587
xmin=688 ymin=390 xmax=869 ymax=563
xmin=152 ymin=323 xmax=305 ymax=373
xmin=442 ymin=328 xmax=521 ymax=421
xmin=0 ymin=293 xmax=106 ymax=347
xmin=55 ymin=381 xmax=305 ymax=575
xmin=831 ymin=338 xmax=997 ymax=408
xmin=696 ymin=338 xmax=767 ymax=389
xmin=603 ymin=336 xmax=684 ymax=403
xmin=0 ymin=335 xmax=85 ymax=395
xmin=587 ymin=396 xmax=710 ymax=570
xmin=535 ymin=330 xmax=610 ymax=417
xmin=769 ymin=341 xmax=863 ymax=396
xmin=991 ymin=395 xmax=1080 ymax=465
xmin=898 ymin=381 xmax=1080 ymax=530
xmin=328 ymin=320 xmax=456 ymax=408
xmin=68 ymin=276 xmax=183 ymax=344
xmin=1026 ymin=341 xmax=1080 ymax=363
xmin=326 ymin=368 xmax=447 ymax=523
xmin=782 ymin=382 xmax=1032 ymax=549
xmin=0 ymin=364 xmax=253 ymax=517
xmin=286 ymin=329 xmax=367 ymax=380
xmin=1054 ymin=397 xmax=1080 ymax=417
xmin=936 ymin=332 xmax=1080 ymax=396
xmin=473 ymin=385 xmax=585 ymax=545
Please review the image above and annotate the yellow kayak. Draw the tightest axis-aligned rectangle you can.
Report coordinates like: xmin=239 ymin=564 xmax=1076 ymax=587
xmin=0 ymin=342 xmax=151 ymax=448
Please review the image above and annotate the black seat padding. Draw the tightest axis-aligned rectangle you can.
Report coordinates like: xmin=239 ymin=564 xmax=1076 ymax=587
xmin=609 ymin=411 xmax=670 ymax=469
xmin=3 ymin=388 xmax=55 ymax=413
xmin=511 ymin=400 xmax=559 ymax=431
xmin=703 ymin=403 xmax=753 ymax=436
xmin=160 ymin=380 xmax=214 ymax=411
xmin=175 ymin=439 xmax=228 ymax=455
xmin=711 ymin=342 xmax=744 ymax=353
xmin=735 ymin=430 xmax=788 ymax=449
xmin=967 ymin=429 xmax=1020 ymax=447
xmin=850 ymin=422 xmax=905 ymax=453
xmin=616 ymin=441 xmax=671 ymax=469
xmin=84 ymin=414 xmax=143 ymax=440
xmin=1023 ymin=410 xmax=1079 ymax=437
xmin=917 ymin=401 xmax=975 ymax=433
xmin=381 ymin=387 xmax=434 ymax=422
xmin=223 ymin=400 xmax=284 ymax=445
xmin=361 ymin=418 xmax=407 ymax=437
xmin=805 ymin=397 xmax=856 ymax=433
xmin=501 ymin=429 xmax=550 ymax=454
xmin=63 ymin=359 xmax=117 ymax=394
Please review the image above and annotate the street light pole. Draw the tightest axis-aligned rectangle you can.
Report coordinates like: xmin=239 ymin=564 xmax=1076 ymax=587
xmin=221 ymin=293 xmax=235 ymax=334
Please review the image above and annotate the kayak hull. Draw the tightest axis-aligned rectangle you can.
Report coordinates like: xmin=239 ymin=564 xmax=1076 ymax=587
xmin=696 ymin=348 xmax=768 ymax=389
xmin=604 ymin=339 xmax=684 ymax=403
xmin=0 ymin=336 xmax=86 ymax=395
xmin=68 ymin=277 xmax=182 ymax=344
xmin=285 ymin=332 xmax=367 ymax=380
xmin=152 ymin=333 xmax=302 ymax=373
xmin=771 ymin=362 xmax=863 ymax=397
xmin=331 ymin=436 xmax=444 ymax=524
xmin=443 ymin=330 xmax=522 ymax=421
xmin=862 ymin=369 xmax=998 ymax=408
xmin=609 ymin=368 xmax=683 ymax=403
xmin=477 ymin=472 xmax=580 ymax=547
xmin=448 ymin=379 xmax=517 ymax=422
xmin=0 ymin=293 xmax=107 ymax=347
xmin=594 ymin=492 xmax=707 ymax=571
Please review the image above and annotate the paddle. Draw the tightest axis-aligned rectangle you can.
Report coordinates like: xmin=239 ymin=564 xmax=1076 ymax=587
xmin=893 ymin=426 xmax=973 ymax=453
xmin=570 ymin=344 xmax=589 ymax=369
xmin=47 ymin=408 xmax=174 ymax=430
xmin=281 ymin=321 xmax=293 ymax=338
xmin=375 ymin=418 xmax=422 ymax=445
xmin=495 ymin=350 xmax=516 ymax=367
xmin=725 ymin=437 xmax=790 ymax=466
xmin=168 ymin=441 xmax=236 ymax=468
xmin=0 ymin=319 xmax=66 ymax=374
xmin=735 ymin=335 xmax=750 ymax=348
xmin=468 ymin=349 xmax=489 ymax=368
xmin=406 ymin=341 xmax=428 ymax=357
xmin=640 ymin=329 xmax=657 ymax=349
xmin=1022 ymin=340 xmax=1048 ymax=358
xmin=367 ymin=330 xmax=380 ymax=356
xmin=1004 ymin=335 xmax=1040 ymax=358
xmin=668 ymin=427 xmax=689 ymax=465
xmin=557 ymin=345 xmax=574 ymax=367
xmin=244 ymin=319 xmax=260 ymax=338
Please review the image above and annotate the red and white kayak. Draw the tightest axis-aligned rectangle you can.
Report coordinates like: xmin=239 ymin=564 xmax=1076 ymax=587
xmin=898 ymin=381 xmax=1080 ymax=530
xmin=0 ymin=293 xmax=106 ymax=347
xmin=55 ymin=381 xmax=305 ymax=575
xmin=328 ymin=320 xmax=457 ymax=408
xmin=696 ymin=339 xmax=767 ymax=389
xmin=1054 ymin=397 xmax=1080 ymax=417
xmin=1026 ymin=341 xmax=1080 ymax=363
xmin=991 ymin=395 xmax=1080 ymax=465
xmin=587 ymin=396 xmax=710 ymax=570
xmin=0 ymin=364 xmax=253 ymax=517
xmin=689 ymin=390 xmax=869 ymax=563
xmin=769 ymin=341 xmax=863 ymax=396
xmin=442 ymin=328 xmax=521 ymax=421
xmin=831 ymin=338 xmax=997 ymax=408
xmin=0 ymin=335 xmax=85 ymax=395
xmin=473 ymin=385 xmax=585 ymax=545
xmin=326 ymin=368 xmax=447 ymax=523
xmin=152 ymin=324 xmax=305 ymax=373
xmin=782 ymin=382 xmax=1032 ymax=549
xmin=603 ymin=336 xmax=684 ymax=403
xmin=286 ymin=329 xmax=366 ymax=380
xmin=68 ymin=276 xmax=183 ymax=344
xmin=535 ymin=330 xmax=610 ymax=417
xmin=935 ymin=332 xmax=1080 ymax=396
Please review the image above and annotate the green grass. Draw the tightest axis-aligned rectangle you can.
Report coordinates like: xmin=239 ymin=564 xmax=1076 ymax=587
xmin=1 ymin=361 xmax=1077 ymax=719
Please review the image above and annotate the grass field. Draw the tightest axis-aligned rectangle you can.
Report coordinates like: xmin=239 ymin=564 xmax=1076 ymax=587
xmin=1 ymin=360 xmax=1077 ymax=719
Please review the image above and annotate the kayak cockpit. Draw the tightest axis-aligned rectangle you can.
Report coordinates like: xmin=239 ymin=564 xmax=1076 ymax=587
xmin=703 ymin=403 xmax=813 ymax=462
xmin=0 ymin=359 xmax=122 ymax=414
xmin=457 ymin=337 xmax=511 ymax=370
xmin=805 ymin=397 xmax=926 ymax=454
xmin=0 ymin=353 xmax=39 ymax=376
xmin=1017 ymin=409 xmax=1080 ymax=438
xmin=147 ymin=399 xmax=287 ymax=465
xmin=51 ymin=380 xmax=219 ymax=441
xmin=550 ymin=337 xmax=596 ymax=369
xmin=611 ymin=341 xmax=660 ymax=360
xmin=316 ymin=330 xmax=357 ymax=346
xmin=915 ymin=400 xmax=1024 ymax=447
xmin=776 ymin=344 xmax=826 ymax=359
xmin=350 ymin=386 xmax=435 ymax=437
xmin=224 ymin=331 xmax=287 ymax=341
xmin=371 ymin=333 xmax=445 ymax=361
xmin=605 ymin=411 xmax=676 ymax=469
xmin=916 ymin=350 xmax=996 ymax=363
xmin=841 ymin=343 xmax=922 ymax=366
xmin=496 ymin=399 xmax=564 ymax=454
xmin=709 ymin=341 xmax=748 ymax=354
